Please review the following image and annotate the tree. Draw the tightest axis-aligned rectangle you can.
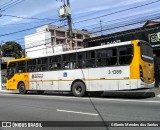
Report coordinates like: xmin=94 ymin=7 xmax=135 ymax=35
xmin=1 ymin=41 xmax=22 ymax=59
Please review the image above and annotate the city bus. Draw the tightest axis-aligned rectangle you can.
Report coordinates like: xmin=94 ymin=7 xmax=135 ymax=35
xmin=6 ymin=40 xmax=154 ymax=97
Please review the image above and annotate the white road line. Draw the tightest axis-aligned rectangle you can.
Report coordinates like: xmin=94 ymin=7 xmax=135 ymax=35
xmin=57 ymin=109 xmax=98 ymax=116
xmin=1 ymin=93 xmax=160 ymax=104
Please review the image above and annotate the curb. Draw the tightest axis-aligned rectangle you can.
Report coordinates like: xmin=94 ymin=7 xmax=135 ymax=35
xmin=0 ymin=90 xmax=18 ymax=93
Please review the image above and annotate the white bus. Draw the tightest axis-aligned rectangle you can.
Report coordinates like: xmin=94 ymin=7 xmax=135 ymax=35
xmin=6 ymin=40 xmax=154 ymax=97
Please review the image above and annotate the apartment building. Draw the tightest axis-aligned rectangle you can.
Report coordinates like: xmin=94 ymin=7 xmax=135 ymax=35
xmin=25 ymin=25 xmax=95 ymax=58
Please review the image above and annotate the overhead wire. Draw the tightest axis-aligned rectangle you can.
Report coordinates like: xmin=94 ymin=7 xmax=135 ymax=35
xmin=0 ymin=0 xmax=26 ymax=12
xmin=72 ymin=0 xmax=160 ymax=24
xmin=1 ymin=0 xmax=160 ymax=50
xmin=0 ymin=0 xmax=15 ymax=8
xmin=1 ymin=14 xmax=59 ymax=21
xmin=0 ymin=18 xmax=66 ymax=37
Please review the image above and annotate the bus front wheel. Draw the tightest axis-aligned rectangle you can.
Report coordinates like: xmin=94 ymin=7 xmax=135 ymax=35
xmin=18 ymin=82 xmax=27 ymax=94
xmin=72 ymin=81 xmax=86 ymax=97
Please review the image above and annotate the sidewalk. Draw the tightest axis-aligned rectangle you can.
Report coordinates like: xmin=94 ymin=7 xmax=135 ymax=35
xmin=0 ymin=86 xmax=18 ymax=93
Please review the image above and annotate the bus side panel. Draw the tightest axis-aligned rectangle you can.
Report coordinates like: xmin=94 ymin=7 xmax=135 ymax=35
xmin=7 ymin=73 xmax=29 ymax=90
xmin=130 ymin=79 xmax=138 ymax=89
xmin=139 ymin=60 xmax=154 ymax=85
xmin=29 ymin=71 xmax=59 ymax=91
xmin=58 ymin=69 xmax=87 ymax=91
xmin=88 ymin=67 xmax=130 ymax=91
xmin=130 ymin=40 xmax=140 ymax=80
xmin=137 ymin=79 xmax=154 ymax=89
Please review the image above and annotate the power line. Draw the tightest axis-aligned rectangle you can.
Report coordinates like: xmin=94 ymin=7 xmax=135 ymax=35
xmin=76 ymin=9 xmax=160 ymax=32
xmin=1 ymin=14 xmax=59 ymax=21
xmin=1 ymin=0 xmax=160 ymax=42
xmin=0 ymin=19 xmax=66 ymax=37
xmin=6 ymin=24 xmax=67 ymax=43
xmin=72 ymin=0 xmax=160 ymax=24
xmin=91 ymin=16 xmax=160 ymax=34
xmin=0 ymin=0 xmax=15 ymax=8
xmin=0 ymin=0 xmax=26 ymax=12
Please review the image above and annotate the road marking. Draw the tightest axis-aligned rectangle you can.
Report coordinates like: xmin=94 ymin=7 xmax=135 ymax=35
xmin=57 ymin=109 xmax=98 ymax=116
xmin=1 ymin=93 xmax=160 ymax=104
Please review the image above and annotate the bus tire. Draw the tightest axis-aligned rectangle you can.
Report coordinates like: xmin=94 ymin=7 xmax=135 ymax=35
xmin=18 ymin=82 xmax=27 ymax=94
xmin=37 ymin=90 xmax=44 ymax=95
xmin=72 ymin=81 xmax=86 ymax=97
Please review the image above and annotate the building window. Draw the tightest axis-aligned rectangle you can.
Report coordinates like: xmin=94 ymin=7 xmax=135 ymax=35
xmin=56 ymin=31 xmax=65 ymax=37
xmin=77 ymin=34 xmax=83 ymax=39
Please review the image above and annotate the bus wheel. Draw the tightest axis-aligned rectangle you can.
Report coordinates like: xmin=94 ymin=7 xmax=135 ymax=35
xmin=72 ymin=81 xmax=86 ymax=97
xmin=37 ymin=90 xmax=44 ymax=95
xmin=18 ymin=82 xmax=27 ymax=94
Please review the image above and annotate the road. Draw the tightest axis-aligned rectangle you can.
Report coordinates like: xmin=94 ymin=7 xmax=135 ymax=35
xmin=0 ymin=91 xmax=160 ymax=130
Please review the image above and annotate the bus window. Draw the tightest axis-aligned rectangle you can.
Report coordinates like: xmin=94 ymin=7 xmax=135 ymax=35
xmin=85 ymin=51 xmax=95 ymax=67
xmin=17 ymin=61 xmax=26 ymax=73
xmin=77 ymin=51 xmax=95 ymax=68
xmin=140 ymin=42 xmax=153 ymax=63
xmin=62 ymin=53 xmax=76 ymax=70
xmin=27 ymin=59 xmax=36 ymax=72
xmin=37 ymin=58 xmax=48 ymax=71
xmin=119 ymin=45 xmax=133 ymax=65
xmin=97 ymin=48 xmax=117 ymax=66
xmin=49 ymin=56 xmax=61 ymax=70
xmin=7 ymin=62 xmax=17 ymax=79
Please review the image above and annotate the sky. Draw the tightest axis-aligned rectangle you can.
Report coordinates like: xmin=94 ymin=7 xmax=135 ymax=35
xmin=0 ymin=0 xmax=160 ymax=47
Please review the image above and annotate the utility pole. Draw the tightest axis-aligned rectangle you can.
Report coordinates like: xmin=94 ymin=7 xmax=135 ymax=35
xmin=100 ymin=20 xmax=103 ymax=35
xmin=66 ymin=0 xmax=73 ymax=50
xmin=58 ymin=0 xmax=73 ymax=50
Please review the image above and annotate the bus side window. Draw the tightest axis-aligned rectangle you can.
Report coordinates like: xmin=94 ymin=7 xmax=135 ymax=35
xmin=37 ymin=58 xmax=48 ymax=72
xmin=27 ymin=59 xmax=36 ymax=72
xmin=17 ymin=61 xmax=26 ymax=73
xmin=62 ymin=53 xmax=76 ymax=70
xmin=97 ymin=48 xmax=117 ymax=67
xmin=119 ymin=45 xmax=133 ymax=65
xmin=49 ymin=64 xmax=54 ymax=70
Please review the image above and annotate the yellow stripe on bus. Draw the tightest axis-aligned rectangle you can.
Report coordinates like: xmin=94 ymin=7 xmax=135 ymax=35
xmin=29 ymin=78 xmax=130 ymax=82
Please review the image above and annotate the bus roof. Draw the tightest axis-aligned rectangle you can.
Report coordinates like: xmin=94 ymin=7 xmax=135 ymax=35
xmin=7 ymin=40 xmax=140 ymax=62
xmin=7 ymin=57 xmax=30 ymax=63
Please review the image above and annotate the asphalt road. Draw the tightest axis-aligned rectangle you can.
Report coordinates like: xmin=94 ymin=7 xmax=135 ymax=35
xmin=0 ymin=91 xmax=160 ymax=130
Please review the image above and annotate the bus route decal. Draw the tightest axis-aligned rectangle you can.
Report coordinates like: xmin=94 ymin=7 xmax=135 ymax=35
xmin=108 ymin=70 xmax=122 ymax=74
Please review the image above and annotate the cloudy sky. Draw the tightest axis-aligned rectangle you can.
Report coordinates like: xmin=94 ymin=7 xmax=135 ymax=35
xmin=0 ymin=0 xmax=160 ymax=47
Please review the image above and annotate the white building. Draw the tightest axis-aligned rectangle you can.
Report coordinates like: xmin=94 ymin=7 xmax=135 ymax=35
xmin=25 ymin=25 xmax=95 ymax=58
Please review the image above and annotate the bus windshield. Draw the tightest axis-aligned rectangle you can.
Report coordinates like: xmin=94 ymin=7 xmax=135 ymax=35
xmin=7 ymin=62 xmax=17 ymax=80
xmin=140 ymin=41 xmax=153 ymax=63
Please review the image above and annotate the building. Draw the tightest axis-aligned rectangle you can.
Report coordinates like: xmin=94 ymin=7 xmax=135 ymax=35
xmin=25 ymin=25 xmax=95 ymax=58
xmin=143 ymin=19 xmax=160 ymax=27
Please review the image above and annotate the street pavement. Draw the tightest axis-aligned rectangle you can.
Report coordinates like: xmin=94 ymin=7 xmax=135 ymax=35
xmin=0 ymin=88 xmax=160 ymax=130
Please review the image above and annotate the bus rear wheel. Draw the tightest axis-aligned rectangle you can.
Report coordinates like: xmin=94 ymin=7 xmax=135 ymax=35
xmin=72 ymin=81 xmax=86 ymax=97
xmin=18 ymin=82 xmax=27 ymax=94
